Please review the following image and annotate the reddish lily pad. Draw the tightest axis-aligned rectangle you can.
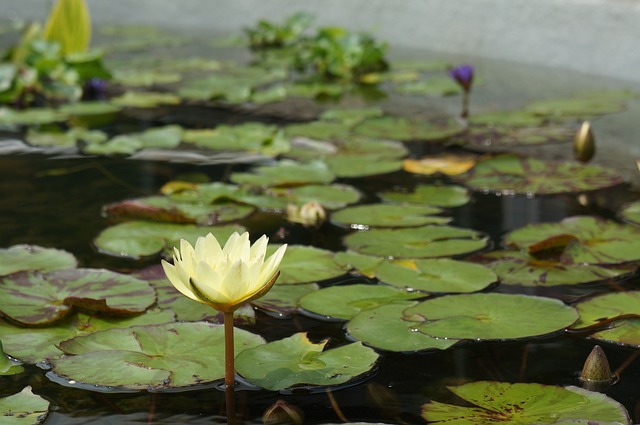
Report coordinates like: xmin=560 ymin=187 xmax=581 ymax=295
xmin=343 ymin=225 xmax=488 ymax=259
xmin=48 ymin=322 xmax=265 ymax=391
xmin=453 ymin=154 xmax=626 ymax=195
xmin=0 ymin=269 xmax=156 ymax=326
xmin=422 ymin=381 xmax=631 ymax=424
xmin=331 ymin=203 xmax=449 ymax=228
xmin=504 ymin=216 xmax=640 ymax=265
xmin=378 ymin=184 xmax=470 ymax=208
xmin=0 ymin=245 xmax=77 ymax=276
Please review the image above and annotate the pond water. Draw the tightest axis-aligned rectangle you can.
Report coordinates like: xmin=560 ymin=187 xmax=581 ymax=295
xmin=1 ymin=23 xmax=640 ymax=425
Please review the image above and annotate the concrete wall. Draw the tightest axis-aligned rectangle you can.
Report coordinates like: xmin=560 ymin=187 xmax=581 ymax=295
xmin=2 ymin=0 xmax=640 ymax=84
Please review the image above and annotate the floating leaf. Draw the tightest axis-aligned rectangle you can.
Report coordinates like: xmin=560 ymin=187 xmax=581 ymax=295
xmin=49 ymin=322 xmax=265 ymax=391
xmin=453 ymin=154 xmax=625 ymax=195
xmin=184 ymin=123 xmax=289 ymax=157
xmin=110 ymin=91 xmax=181 ymax=108
xmin=94 ymin=221 xmax=245 ymax=259
xmin=270 ymin=245 xmax=345 ymax=284
xmin=252 ymin=283 xmax=319 ymax=317
xmin=320 ymin=107 xmax=384 ymax=126
xmin=346 ymin=302 xmax=457 ymax=352
xmin=455 ymin=124 xmax=574 ymax=150
xmin=394 ymin=76 xmax=460 ymax=96
xmin=402 ymin=153 xmax=477 ymax=176
xmin=375 ymin=258 xmax=497 ymax=293
xmin=268 ymin=183 xmax=361 ymax=210
xmin=0 ymin=340 xmax=24 ymax=376
xmin=343 ymin=225 xmax=488 ymax=259
xmin=113 ymin=70 xmax=182 ymax=86
xmin=0 ymin=386 xmax=50 ymax=424
xmin=504 ymin=216 xmax=640 ymax=264
xmin=0 ymin=269 xmax=156 ymax=326
xmin=422 ymin=381 xmax=631 ymax=424
xmin=58 ymin=101 xmax=121 ymax=116
xmin=333 ymin=251 xmax=385 ymax=277
xmin=478 ymin=250 xmax=627 ymax=287
xmin=235 ymin=332 xmax=378 ymax=391
xmin=468 ymin=110 xmax=547 ymax=127
xmin=325 ymin=154 xmax=402 ymax=178
xmin=571 ymin=291 xmax=640 ymax=330
xmin=405 ymin=293 xmax=578 ymax=341
xmin=284 ymin=121 xmax=352 ymax=141
xmin=378 ymin=184 xmax=470 ymax=208
xmin=0 ymin=245 xmax=77 ymax=276
xmin=230 ymin=160 xmax=335 ymax=187
xmin=300 ymin=283 xmax=424 ymax=320
xmin=591 ymin=318 xmax=640 ymax=348
xmin=331 ymin=203 xmax=449 ymax=228
xmin=354 ymin=116 xmax=464 ymax=141
xmin=525 ymin=91 xmax=633 ymax=119
xmin=0 ymin=107 xmax=68 ymax=125
xmin=619 ymin=200 xmax=640 ymax=226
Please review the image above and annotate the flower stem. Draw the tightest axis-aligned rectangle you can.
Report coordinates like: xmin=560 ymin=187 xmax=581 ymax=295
xmin=461 ymin=90 xmax=470 ymax=119
xmin=224 ymin=311 xmax=237 ymax=424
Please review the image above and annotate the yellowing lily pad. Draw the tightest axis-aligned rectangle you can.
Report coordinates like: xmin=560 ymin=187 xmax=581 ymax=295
xmin=299 ymin=283 xmax=424 ymax=320
xmin=405 ymin=293 xmax=578 ymax=341
xmin=346 ymin=302 xmax=457 ymax=352
xmin=453 ymin=154 xmax=625 ymax=195
xmin=571 ymin=291 xmax=640 ymax=330
xmin=0 ymin=245 xmax=77 ymax=276
xmin=49 ymin=322 xmax=265 ymax=391
xmin=235 ymin=332 xmax=379 ymax=391
xmin=0 ymin=386 xmax=50 ymax=424
xmin=343 ymin=225 xmax=488 ymax=259
xmin=504 ymin=216 xmax=640 ymax=265
xmin=331 ymin=203 xmax=449 ymax=228
xmin=94 ymin=221 xmax=245 ymax=259
xmin=375 ymin=258 xmax=497 ymax=293
xmin=422 ymin=381 xmax=631 ymax=424
xmin=402 ymin=153 xmax=477 ymax=176
xmin=378 ymin=184 xmax=470 ymax=208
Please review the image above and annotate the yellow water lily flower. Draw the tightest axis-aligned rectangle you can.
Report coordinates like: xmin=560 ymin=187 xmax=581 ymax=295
xmin=162 ymin=232 xmax=287 ymax=313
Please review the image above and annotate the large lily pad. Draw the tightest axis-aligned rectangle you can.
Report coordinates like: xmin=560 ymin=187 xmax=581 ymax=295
xmin=252 ymin=283 xmax=319 ymax=318
xmin=0 ymin=245 xmax=77 ymax=276
xmin=230 ymin=160 xmax=335 ymax=187
xmin=0 ymin=269 xmax=156 ymax=326
xmin=455 ymin=124 xmax=574 ymax=150
xmin=333 ymin=251 xmax=386 ymax=277
xmin=571 ymin=291 xmax=640 ymax=330
xmin=394 ymin=76 xmax=460 ymax=96
xmin=94 ymin=221 xmax=245 ymax=259
xmin=353 ymin=116 xmax=464 ymax=141
xmin=524 ymin=90 xmax=634 ymax=119
xmin=110 ymin=91 xmax=181 ymax=108
xmin=183 ymin=123 xmax=289 ymax=157
xmin=378 ymin=184 xmax=470 ymax=208
xmin=284 ymin=121 xmax=352 ymax=141
xmin=325 ymin=154 xmax=403 ymax=178
xmin=299 ymin=283 xmax=424 ymax=320
xmin=477 ymin=250 xmax=628 ymax=287
xmin=0 ymin=107 xmax=68 ymax=125
xmin=343 ymin=225 xmax=488 ymax=259
xmin=319 ymin=106 xmax=384 ymax=126
xmin=422 ymin=381 xmax=631 ymax=424
xmin=269 ymin=245 xmax=346 ymax=284
xmin=235 ymin=332 xmax=379 ymax=391
xmin=268 ymin=183 xmax=361 ymax=210
xmin=590 ymin=318 xmax=640 ymax=348
xmin=0 ymin=386 xmax=50 ymax=425
xmin=453 ymin=154 xmax=626 ymax=195
xmin=504 ymin=216 xmax=640 ymax=265
xmin=619 ymin=201 xmax=640 ymax=226
xmin=48 ymin=322 xmax=265 ymax=391
xmin=346 ymin=302 xmax=457 ymax=352
xmin=375 ymin=258 xmax=497 ymax=293
xmin=404 ymin=293 xmax=578 ymax=340
xmin=331 ymin=203 xmax=449 ymax=228
xmin=82 ymin=125 xmax=183 ymax=155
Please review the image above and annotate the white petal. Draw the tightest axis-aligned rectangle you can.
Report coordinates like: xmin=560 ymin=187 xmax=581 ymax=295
xmin=260 ymin=243 xmax=287 ymax=281
xmin=223 ymin=232 xmax=250 ymax=262
xmin=196 ymin=233 xmax=224 ymax=266
xmin=219 ymin=259 xmax=247 ymax=303
xmin=249 ymin=235 xmax=268 ymax=263
xmin=161 ymin=260 xmax=199 ymax=302
xmin=192 ymin=261 xmax=229 ymax=303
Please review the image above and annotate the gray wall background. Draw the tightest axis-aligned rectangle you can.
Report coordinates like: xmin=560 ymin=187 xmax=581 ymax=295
xmin=2 ymin=0 xmax=640 ymax=84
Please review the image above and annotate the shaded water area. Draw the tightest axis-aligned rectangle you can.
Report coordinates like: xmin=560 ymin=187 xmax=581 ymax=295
xmin=1 ymin=25 xmax=640 ymax=424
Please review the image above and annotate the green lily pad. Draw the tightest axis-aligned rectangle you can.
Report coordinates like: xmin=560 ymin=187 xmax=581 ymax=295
xmin=346 ymin=302 xmax=457 ymax=352
xmin=231 ymin=160 xmax=335 ymax=187
xmin=0 ymin=269 xmax=156 ymax=326
xmin=57 ymin=101 xmax=122 ymax=116
xmin=103 ymin=196 xmax=255 ymax=225
xmin=422 ymin=381 xmax=631 ymax=424
xmin=405 ymin=293 xmax=578 ymax=340
xmin=113 ymin=69 xmax=182 ymax=86
xmin=268 ymin=183 xmax=362 ymax=210
xmin=455 ymin=124 xmax=574 ymax=150
xmin=284 ymin=121 xmax=352 ymax=141
xmin=504 ymin=216 xmax=640 ymax=264
xmin=525 ymin=90 xmax=634 ymax=119
xmin=478 ymin=250 xmax=628 ymax=287
xmin=343 ymin=225 xmax=488 ymax=259
xmin=619 ymin=201 xmax=640 ymax=226
xmin=0 ymin=340 xmax=24 ymax=376
xmin=353 ymin=116 xmax=464 ymax=142
xmin=110 ymin=91 xmax=181 ymax=108
xmin=590 ymin=318 xmax=640 ymax=348
xmin=49 ymin=322 xmax=265 ymax=391
xmin=284 ymin=81 xmax=347 ymax=99
xmin=571 ymin=291 xmax=640 ymax=330
xmin=375 ymin=258 xmax=497 ymax=293
xmin=333 ymin=251 xmax=385 ymax=277
xmin=0 ymin=107 xmax=68 ymax=125
xmin=0 ymin=386 xmax=50 ymax=425
xmin=319 ymin=106 xmax=384 ymax=126
xmin=235 ymin=332 xmax=379 ymax=391
xmin=299 ymin=283 xmax=424 ymax=320
xmin=252 ymin=283 xmax=319 ymax=318
xmin=251 ymin=84 xmax=288 ymax=104
xmin=0 ymin=245 xmax=77 ymax=276
xmin=325 ymin=154 xmax=403 ymax=178
xmin=453 ymin=154 xmax=626 ymax=195
xmin=394 ymin=76 xmax=460 ymax=96
xmin=270 ymin=245 xmax=346 ymax=284
xmin=331 ymin=203 xmax=449 ymax=228
xmin=83 ymin=125 xmax=183 ymax=155
xmin=183 ymin=123 xmax=289 ymax=157
xmin=1 ymin=309 xmax=175 ymax=364
xmin=26 ymin=127 xmax=108 ymax=148
xmin=94 ymin=220 xmax=245 ymax=259
xmin=468 ymin=110 xmax=547 ymax=127
xmin=378 ymin=184 xmax=470 ymax=208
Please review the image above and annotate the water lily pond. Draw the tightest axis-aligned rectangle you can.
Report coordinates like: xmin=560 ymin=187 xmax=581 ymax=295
xmin=1 ymin=16 xmax=640 ymax=425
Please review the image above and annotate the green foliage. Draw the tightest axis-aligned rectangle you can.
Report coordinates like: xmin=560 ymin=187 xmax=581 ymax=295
xmin=245 ymin=12 xmax=314 ymax=49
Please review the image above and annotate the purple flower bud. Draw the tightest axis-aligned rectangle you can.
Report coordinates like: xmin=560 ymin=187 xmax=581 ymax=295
xmin=82 ymin=78 xmax=108 ymax=101
xmin=449 ymin=64 xmax=474 ymax=92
